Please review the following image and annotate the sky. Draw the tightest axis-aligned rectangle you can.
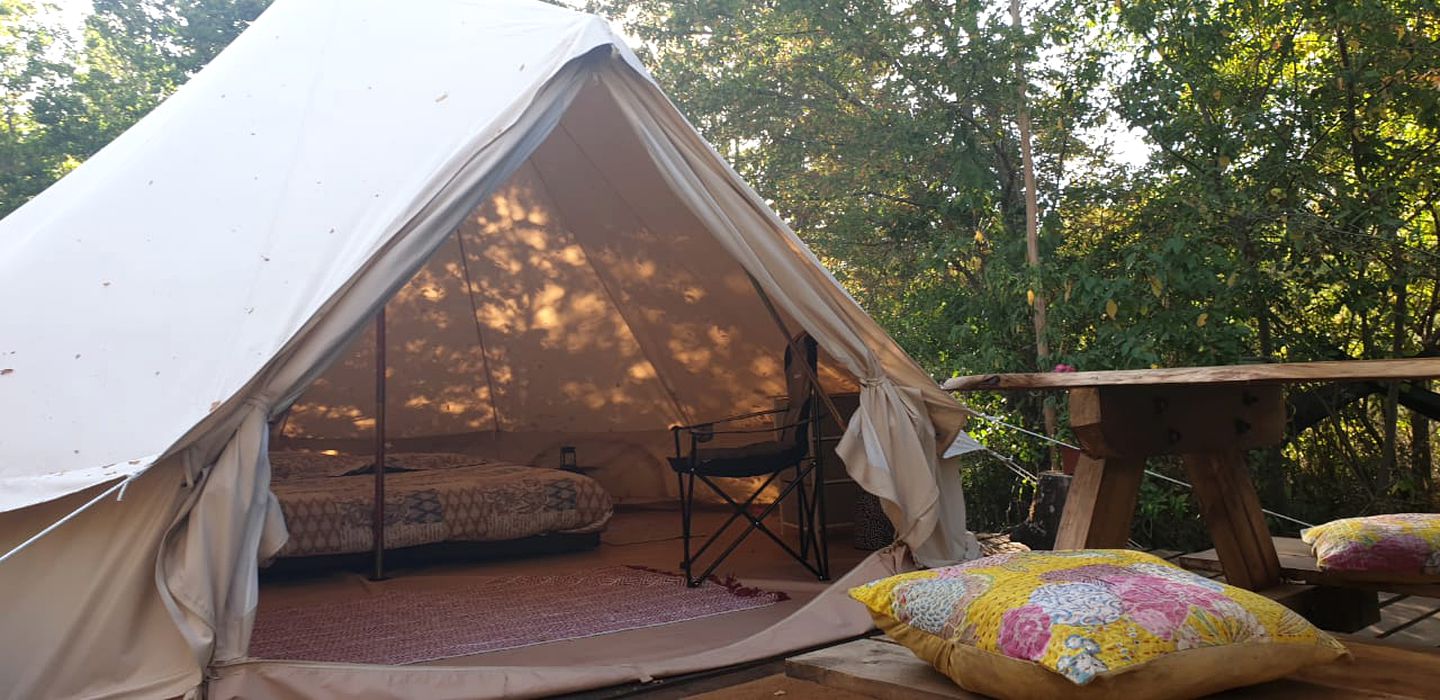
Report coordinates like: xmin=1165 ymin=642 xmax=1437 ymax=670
xmin=46 ymin=0 xmax=91 ymax=33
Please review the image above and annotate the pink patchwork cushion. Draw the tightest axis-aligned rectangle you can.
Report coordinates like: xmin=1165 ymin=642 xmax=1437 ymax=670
xmin=1301 ymin=513 xmax=1440 ymax=577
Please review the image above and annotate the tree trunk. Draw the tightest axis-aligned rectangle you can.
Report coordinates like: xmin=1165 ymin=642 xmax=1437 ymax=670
xmin=1009 ymin=0 xmax=1055 ymax=448
xmin=1011 ymin=471 xmax=1072 ymax=551
xmin=1413 ymin=380 xmax=1434 ymax=496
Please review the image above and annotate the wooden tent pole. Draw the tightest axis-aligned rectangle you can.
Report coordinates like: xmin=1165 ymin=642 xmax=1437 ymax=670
xmin=370 ymin=308 xmax=387 ymax=581
xmin=745 ymin=274 xmax=848 ymax=434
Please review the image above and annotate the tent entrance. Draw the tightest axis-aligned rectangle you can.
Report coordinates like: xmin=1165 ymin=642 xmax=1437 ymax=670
xmin=248 ymin=68 xmax=868 ymax=672
xmin=267 ymin=71 xmax=859 ymax=570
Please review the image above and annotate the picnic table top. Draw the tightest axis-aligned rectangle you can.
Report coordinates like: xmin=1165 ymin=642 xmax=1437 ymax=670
xmin=940 ymin=357 xmax=1440 ymax=392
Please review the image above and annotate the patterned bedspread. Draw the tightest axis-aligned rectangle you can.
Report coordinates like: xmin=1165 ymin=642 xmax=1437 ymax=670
xmin=269 ymin=452 xmax=613 ymax=558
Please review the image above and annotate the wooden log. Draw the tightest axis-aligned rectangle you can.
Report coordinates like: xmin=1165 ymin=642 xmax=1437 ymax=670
xmin=1010 ymin=471 xmax=1071 ymax=551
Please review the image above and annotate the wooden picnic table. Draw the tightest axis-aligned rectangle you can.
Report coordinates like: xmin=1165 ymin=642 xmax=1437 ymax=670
xmin=942 ymin=358 xmax=1440 ymax=593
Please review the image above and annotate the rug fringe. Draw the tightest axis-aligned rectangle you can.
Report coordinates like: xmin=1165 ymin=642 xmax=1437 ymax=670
xmin=623 ymin=564 xmax=791 ymax=602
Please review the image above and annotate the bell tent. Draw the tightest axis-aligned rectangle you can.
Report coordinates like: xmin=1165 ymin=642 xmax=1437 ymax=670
xmin=0 ymin=0 xmax=982 ymax=697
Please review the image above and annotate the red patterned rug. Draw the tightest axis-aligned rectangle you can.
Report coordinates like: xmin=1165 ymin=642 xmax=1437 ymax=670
xmin=248 ymin=566 xmax=789 ymax=665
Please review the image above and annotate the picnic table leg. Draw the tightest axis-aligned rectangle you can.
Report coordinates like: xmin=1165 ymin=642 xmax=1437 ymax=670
xmin=1183 ymin=449 xmax=1283 ymax=591
xmin=1054 ymin=453 xmax=1145 ymax=549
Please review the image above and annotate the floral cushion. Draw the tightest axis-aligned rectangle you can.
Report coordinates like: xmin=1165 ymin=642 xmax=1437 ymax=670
xmin=1301 ymin=514 xmax=1440 ymax=579
xmin=849 ymin=550 xmax=1346 ymax=700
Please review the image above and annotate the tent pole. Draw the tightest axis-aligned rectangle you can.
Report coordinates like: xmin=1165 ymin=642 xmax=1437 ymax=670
xmin=745 ymin=274 xmax=848 ymax=434
xmin=370 ymin=308 xmax=388 ymax=581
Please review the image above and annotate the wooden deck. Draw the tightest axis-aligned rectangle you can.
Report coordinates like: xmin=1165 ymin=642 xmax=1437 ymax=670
xmin=589 ymin=535 xmax=1440 ymax=698
xmin=1171 ymin=538 xmax=1440 ymax=645
xmin=1178 ymin=536 xmax=1440 ymax=599
xmin=765 ymin=541 xmax=1440 ymax=700
xmin=785 ymin=634 xmax=1440 ymax=699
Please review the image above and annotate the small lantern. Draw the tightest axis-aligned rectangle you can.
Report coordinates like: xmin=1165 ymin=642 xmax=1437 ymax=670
xmin=560 ymin=446 xmax=577 ymax=471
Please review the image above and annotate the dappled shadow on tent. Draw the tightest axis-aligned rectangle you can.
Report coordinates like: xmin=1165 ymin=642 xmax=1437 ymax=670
xmin=278 ymin=77 xmax=856 ymax=504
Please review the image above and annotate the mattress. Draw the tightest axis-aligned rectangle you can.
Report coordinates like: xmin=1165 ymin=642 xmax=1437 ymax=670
xmin=269 ymin=451 xmax=613 ymax=558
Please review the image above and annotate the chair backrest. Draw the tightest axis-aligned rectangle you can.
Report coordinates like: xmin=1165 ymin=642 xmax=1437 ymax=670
xmin=779 ymin=333 xmax=819 ymax=450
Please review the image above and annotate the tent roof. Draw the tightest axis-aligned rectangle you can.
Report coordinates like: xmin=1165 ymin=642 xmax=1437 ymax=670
xmin=0 ymin=0 xmax=645 ymax=512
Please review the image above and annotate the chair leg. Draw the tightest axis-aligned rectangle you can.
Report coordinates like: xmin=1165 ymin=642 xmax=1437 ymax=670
xmin=815 ymin=453 xmax=829 ymax=581
xmin=690 ymin=468 xmax=826 ymax=584
xmin=799 ymin=463 xmax=822 ymax=580
xmin=795 ymin=463 xmax=810 ymax=560
xmin=679 ymin=470 xmax=695 ymax=586
xmin=686 ymin=468 xmax=789 ymax=569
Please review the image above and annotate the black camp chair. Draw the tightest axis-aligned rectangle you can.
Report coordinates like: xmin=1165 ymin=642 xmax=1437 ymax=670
xmin=669 ymin=333 xmax=830 ymax=587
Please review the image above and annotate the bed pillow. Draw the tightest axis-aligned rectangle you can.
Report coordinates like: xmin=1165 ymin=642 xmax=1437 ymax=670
xmin=268 ymin=451 xmax=371 ymax=481
xmin=1301 ymin=514 xmax=1440 ymax=580
xmin=385 ymin=452 xmax=494 ymax=471
xmin=849 ymin=550 xmax=1347 ymax=700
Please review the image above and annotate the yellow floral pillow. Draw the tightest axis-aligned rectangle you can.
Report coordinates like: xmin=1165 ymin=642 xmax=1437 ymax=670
xmin=850 ymin=550 xmax=1347 ymax=700
xmin=1301 ymin=514 xmax=1440 ymax=580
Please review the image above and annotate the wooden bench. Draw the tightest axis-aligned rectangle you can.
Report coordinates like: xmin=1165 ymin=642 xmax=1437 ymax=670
xmin=1177 ymin=536 xmax=1440 ymax=632
xmin=1178 ymin=536 xmax=1440 ymax=598
xmin=786 ymin=635 xmax=1440 ymax=699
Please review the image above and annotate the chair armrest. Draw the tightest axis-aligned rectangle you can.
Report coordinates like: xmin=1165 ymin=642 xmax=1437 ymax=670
xmin=670 ymin=406 xmax=788 ymax=432
xmin=681 ymin=415 xmax=820 ymax=436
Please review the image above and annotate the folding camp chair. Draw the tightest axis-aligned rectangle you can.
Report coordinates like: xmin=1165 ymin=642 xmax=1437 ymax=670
xmin=669 ymin=333 xmax=830 ymax=587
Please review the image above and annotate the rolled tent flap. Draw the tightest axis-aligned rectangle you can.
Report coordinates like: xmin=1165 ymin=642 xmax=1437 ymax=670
xmin=159 ymin=407 xmax=288 ymax=666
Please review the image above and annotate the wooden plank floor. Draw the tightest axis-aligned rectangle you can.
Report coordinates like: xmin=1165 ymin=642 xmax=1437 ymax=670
xmin=628 ymin=540 xmax=1440 ymax=698
xmin=758 ymin=545 xmax=1440 ymax=699
xmin=784 ymin=634 xmax=1440 ymax=700
xmin=1164 ymin=541 xmax=1440 ymax=647
xmin=1368 ymin=593 xmax=1440 ymax=646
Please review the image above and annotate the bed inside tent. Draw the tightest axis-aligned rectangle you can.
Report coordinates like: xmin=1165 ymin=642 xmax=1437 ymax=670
xmin=243 ymin=71 xmax=876 ymax=673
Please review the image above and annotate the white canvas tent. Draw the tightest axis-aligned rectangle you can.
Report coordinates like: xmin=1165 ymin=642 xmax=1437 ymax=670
xmin=0 ymin=0 xmax=981 ymax=697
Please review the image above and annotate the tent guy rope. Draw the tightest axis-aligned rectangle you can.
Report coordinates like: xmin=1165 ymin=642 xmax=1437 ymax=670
xmin=0 ymin=470 xmax=144 ymax=566
xmin=961 ymin=408 xmax=1317 ymax=530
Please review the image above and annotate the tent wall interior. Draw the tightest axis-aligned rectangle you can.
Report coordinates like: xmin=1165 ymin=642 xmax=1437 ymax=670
xmin=276 ymin=78 xmax=859 ymax=505
xmin=0 ymin=1 xmax=979 ymax=698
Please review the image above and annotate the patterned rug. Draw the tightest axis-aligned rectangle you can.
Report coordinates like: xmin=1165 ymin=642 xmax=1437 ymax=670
xmin=248 ymin=566 xmax=789 ymax=665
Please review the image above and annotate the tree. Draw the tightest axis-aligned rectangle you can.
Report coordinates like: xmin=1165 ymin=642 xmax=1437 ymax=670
xmin=0 ymin=0 xmax=270 ymax=215
xmin=586 ymin=0 xmax=1438 ymax=528
xmin=1 ymin=0 xmax=76 ymax=210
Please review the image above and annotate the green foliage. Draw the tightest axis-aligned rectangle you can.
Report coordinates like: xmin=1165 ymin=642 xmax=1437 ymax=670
xmin=1132 ymin=473 xmax=1208 ymax=553
xmin=589 ymin=0 xmax=1440 ymax=546
xmin=1 ymin=0 xmax=75 ymax=205
xmin=0 ymin=0 xmax=269 ymax=214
